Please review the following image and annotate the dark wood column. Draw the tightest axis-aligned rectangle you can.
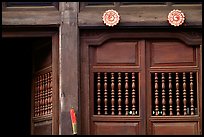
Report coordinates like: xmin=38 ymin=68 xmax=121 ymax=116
xmin=59 ymin=2 xmax=79 ymax=135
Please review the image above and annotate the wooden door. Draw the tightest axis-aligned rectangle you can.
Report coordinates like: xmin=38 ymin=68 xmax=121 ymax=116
xmin=31 ymin=38 xmax=53 ymax=135
xmin=2 ymin=30 xmax=59 ymax=135
xmin=80 ymin=30 xmax=202 ymax=135
xmin=146 ymin=39 xmax=201 ymax=135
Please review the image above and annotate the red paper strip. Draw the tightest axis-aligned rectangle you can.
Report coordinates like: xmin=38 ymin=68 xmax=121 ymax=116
xmin=70 ymin=107 xmax=77 ymax=134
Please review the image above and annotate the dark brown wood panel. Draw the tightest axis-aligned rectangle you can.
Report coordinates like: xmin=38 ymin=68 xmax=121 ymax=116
xmin=93 ymin=122 xmax=139 ymax=135
xmin=94 ymin=41 xmax=138 ymax=64
xmin=152 ymin=122 xmax=198 ymax=135
xmin=150 ymin=41 xmax=196 ymax=67
xmin=34 ymin=120 xmax=52 ymax=135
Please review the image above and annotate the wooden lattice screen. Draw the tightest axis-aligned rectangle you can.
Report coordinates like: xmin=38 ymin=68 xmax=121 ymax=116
xmin=151 ymin=72 xmax=197 ymax=116
xmin=34 ymin=70 xmax=52 ymax=117
xmin=94 ymin=72 xmax=139 ymax=116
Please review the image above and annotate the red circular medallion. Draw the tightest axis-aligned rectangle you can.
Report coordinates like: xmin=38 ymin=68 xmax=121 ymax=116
xmin=167 ymin=9 xmax=185 ymax=26
xmin=102 ymin=9 xmax=120 ymax=27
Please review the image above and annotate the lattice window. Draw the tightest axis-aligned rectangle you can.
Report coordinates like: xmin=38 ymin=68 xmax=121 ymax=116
xmin=34 ymin=71 xmax=52 ymax=117
xmin=94 ymin=72 xmax=139 ymax=116
xmin=151 ymin=72 xmax=197 ymax=116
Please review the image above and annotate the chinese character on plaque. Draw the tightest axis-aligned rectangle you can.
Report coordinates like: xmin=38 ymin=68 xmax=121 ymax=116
xmin=102 ymin=9 xmax=120 ymax=27
xmin=167 ymin=9 xmax=185 ymax=26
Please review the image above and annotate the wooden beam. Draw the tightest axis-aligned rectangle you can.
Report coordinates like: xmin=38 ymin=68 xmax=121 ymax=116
xmin=78 ymin=5 xmax=202 ymax=27
xmin=2 ymin=11 xmax=60 ymax=25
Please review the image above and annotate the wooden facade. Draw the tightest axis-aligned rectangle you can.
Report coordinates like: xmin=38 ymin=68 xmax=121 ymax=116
xmin=2 ymin=2 xmax=202 ymax=135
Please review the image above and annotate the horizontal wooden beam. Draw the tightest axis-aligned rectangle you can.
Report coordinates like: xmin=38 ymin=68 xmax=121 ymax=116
xmin=2 ymin=11 xmax=61 ymax=25
xmin=78 ymin=6 xmax=202 ymax=27
xmin=2 ymin=5 xmax=202 ymax=27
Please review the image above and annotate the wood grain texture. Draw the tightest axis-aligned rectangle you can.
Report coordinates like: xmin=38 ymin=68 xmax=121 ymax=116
xmin=152 ymin=122 xmax=198 ymax=135
xmin=150 ymin=41 xmax=196 ymax=67
xmin=2 ymin=11 xmax=60 ymax=25
xmin=78 ymin=5 xmax=202 ymax=27
xmin=93 ymin=122 xmax=139 ymax=135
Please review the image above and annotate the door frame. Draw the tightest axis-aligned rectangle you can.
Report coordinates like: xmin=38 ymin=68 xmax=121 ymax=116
xmin=2 ymin=26 xmax=59 ymax=135
xmin=80 ymin=28 xmax=202 ymax=135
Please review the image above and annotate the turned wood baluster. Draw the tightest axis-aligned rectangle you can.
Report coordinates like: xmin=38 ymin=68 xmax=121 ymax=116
xmin=97 ymin=72 xmax=101 ymax=115
xmin=176 ymin=73 xmax=180 ymax=115
xmin=45 ymin=73 xmax=48 ymax=115
xmin=111 ymin=73 xmax=115 ymax=115
xmin=50 ymin=72 xmax=53 ymax=113
xmin=44 ymin=73 xmax=46 ymax=115
xmin=37 ymin=76 xmax=40 ymax=116
xmin=48 ymin=72 xmax=52 ymax=114
xmin=190 ymin=72 xmax=194 ymax=115
xmin=47 ymin=73 xmax=49 ymax=115
xmin=34 ymin=77 xmax=37 ymax=116
xmin=42 ymin=74 xmax=45 ymax=115
xmin=39 ymin=75 xmax=43 ymax=116
xmin=132 ymin=72 xmax=136 ymax=115
xmin=169 ymin=73 xmax=173 ymax=116
xmin=125 ymin=73 xmax=129 ymax=115
xmin=155 ymin=73 xmax=159 ymax=116
xmin=104 ymin=72 xmax=108 ymax=115
xmin=161 ymin=73 xmax=166 ymax=116
xmin=47 ymin=72 xmax=50 ymax=114
xmin=118 ymin=72 xmax=122 ymax=115
xmin=34 ymin=76 xmax=38 ymax=116
xmin=183 ymin=72 xmax=187 ymax=115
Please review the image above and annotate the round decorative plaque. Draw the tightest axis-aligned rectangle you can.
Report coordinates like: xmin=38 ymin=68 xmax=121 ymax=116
xmin=167 ymin=9 xmax=185 ymax=26
xmin=102 ymin=9 xmax=120 ymax=27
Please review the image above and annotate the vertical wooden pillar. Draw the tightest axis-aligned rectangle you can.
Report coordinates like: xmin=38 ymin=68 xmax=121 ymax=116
xmin=59 ymin=2 xmax=79 ymax=135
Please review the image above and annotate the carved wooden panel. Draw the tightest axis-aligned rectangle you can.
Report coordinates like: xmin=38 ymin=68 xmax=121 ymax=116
xmin=92 ymin=41 xmax=138 ymax=65
xmin=150 ymin=41 xmax=196 ymax=67
xmin=152 ymin=122 xmax=198 ymax=135
xmin=93 ymin=122 xmax=139 ymax=135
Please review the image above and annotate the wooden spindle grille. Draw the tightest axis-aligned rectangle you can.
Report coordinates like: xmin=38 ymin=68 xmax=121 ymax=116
xmin=34 ymin=71 xmax=52 ymax=117
xmin=97 ymin=72 xmax=101 ymax=115
xmin=151 ymin=72 xmax=197 ymax=116
xmin=154 ymin=73 xmax=159 ymax=116
xmin=176 ymin=72 xmax=180 ymax=115
xmin=94 ymin=72 xmax=139 ymax=115
xmin=161 ymin=73 xmax=166 ymax=116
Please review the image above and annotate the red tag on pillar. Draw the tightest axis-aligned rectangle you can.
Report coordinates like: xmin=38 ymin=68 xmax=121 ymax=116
xmin=70 ymin=107 xmax=77 ymax=135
